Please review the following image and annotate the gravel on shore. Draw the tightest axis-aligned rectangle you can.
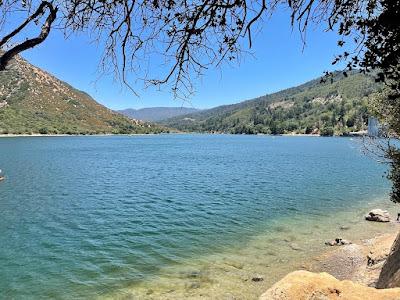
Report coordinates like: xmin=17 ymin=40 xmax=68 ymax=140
xmin=309 ymin=230 xmax=399 ymax=287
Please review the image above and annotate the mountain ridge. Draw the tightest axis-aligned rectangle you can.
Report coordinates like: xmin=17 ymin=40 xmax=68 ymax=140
xmin=162 ymin=71 xmax=382 ymax=135
xmin=118 ymin=107 xmax=200 ymax=122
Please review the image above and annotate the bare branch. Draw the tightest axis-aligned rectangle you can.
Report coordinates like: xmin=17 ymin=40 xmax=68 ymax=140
xmin=0 ymin=1 xmax=57 ymax=70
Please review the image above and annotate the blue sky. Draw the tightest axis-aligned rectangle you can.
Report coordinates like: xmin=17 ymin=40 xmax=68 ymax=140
xmin=18 ymin=8 xmax=342 ymax=110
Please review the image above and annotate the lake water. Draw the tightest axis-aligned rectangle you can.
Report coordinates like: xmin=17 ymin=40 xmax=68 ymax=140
xmin=0 ymin=135 xmax=397 ymax=299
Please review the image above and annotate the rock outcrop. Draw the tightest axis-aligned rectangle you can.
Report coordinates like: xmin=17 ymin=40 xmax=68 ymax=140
xmin=365 ymin=209 xmax=391 ymax=222
xmin=377 ymin=231 xmax=400 ymax=288
xmin=260 ymin=270 xmax=400 ymax=300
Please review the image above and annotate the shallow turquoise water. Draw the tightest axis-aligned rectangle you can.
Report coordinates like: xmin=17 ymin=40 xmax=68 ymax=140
xmin=0 ymin=135 xmax=392 ymax=299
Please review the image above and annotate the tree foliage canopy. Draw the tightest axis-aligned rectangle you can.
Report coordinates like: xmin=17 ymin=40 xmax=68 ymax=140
xmin=0 ymin=0 xmax=399 ymax=97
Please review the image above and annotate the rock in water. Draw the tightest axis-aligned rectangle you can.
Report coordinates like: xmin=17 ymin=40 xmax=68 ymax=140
xmin=365 ymin=209 xmax=390 ymax=222
xmin=325 ymin=238 xmax=352 ymax=246
xmin=289 ymin=243 xmax=303 ymax=251
xmin=260 ymin=270 xmax=400 ymax=300
xmin=0 ymin=169 xmax=4 ymax=181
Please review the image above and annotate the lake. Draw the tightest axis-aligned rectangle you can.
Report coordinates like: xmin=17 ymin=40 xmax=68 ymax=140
xmin=0 ymin=135 xmax=396 ymax=299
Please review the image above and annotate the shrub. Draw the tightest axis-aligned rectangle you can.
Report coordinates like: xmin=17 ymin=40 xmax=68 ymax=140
xmin=38 ymin=127 xmax=49 ymax=134
xmin=320 ymin=126 xmax=334 ymax=136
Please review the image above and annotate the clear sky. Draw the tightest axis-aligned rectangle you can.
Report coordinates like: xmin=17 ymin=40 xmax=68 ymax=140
xmin=18 ymin=8 xmax=342 ymax=111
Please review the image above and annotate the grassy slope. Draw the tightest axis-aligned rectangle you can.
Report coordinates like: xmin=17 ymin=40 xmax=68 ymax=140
xmin=163 ymin=72 xmax=382 ymax=135
xmin=0 ymin=57 xmax=167 ymax=134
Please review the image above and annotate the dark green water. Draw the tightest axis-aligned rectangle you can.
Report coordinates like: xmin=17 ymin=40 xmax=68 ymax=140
xmin=0 ymin=135 xmax=391 ymax=299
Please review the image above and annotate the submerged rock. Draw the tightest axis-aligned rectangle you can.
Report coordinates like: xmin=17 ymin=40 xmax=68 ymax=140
xmin=325 ymin=238 xmax=352 ymax=246
xmin=289 ymin=243 xmax=303 ymax=251
xmin=179 ymin=269 xmax=205 ymax=279
xmin=260 ymin=270 xmax=400 ymax=300
xmin=340 ymin=225 xmax=351 ymax=230
xmin=146 ymin=289 xmax=154 ymax=295
xmin=252 ymin=275 xmax=264 ymax=282
xmin=365 ymin=209 xmax=390 ymax=222
xmin=187 ymin=270 xmax=202 ymax=278
xmin=223 ymin=259 xmax=244 ymax=269
xmin=186 ymin=282 xmax=201 ymax=290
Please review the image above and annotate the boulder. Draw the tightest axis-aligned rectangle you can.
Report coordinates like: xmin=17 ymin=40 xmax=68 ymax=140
xmin=365 ymin=209 xmax=390 ymax=222
xmin=260 ymin=270 xmax=400 ymax=300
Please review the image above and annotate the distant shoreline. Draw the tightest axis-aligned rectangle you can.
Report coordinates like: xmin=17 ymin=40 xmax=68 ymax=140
xmin=0 ymin=133 xmax=162 ymax=138
xmin=0 ymin=132 xmax=368 ymax=138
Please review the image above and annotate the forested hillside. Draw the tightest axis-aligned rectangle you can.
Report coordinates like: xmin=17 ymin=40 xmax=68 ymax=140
xmin=163 ymin=72 xmax=382 ymax=135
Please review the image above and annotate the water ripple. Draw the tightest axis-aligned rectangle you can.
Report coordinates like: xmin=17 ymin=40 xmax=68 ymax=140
xmin=0 ymin=135 xmax=390 ymax=299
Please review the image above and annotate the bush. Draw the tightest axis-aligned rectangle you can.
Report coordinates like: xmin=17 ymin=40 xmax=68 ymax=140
xmin=320 ymin=126 xmax=334 ymax=136
xmin=38 ymin=127 xmax=49 ymax=134
xmin=305 ymin=126 xmax=313 ymax=134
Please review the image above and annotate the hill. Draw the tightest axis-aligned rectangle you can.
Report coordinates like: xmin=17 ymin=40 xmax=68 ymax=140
xmin=0 ymin=57 xmax=167 ymax=135
xmin=118 ymin=107 xmax=200 ymax=122
xmin=162 ymin=72 xmax=383 ymax=135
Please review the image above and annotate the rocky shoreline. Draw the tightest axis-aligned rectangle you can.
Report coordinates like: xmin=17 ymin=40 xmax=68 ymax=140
xmin=260 ymin=212 xmax=400 ymax=299
xmin=311 ymin=232 xmax=398 ymax=286
xmin=260 ymin=270 xmax=400 ymax=300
